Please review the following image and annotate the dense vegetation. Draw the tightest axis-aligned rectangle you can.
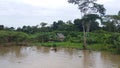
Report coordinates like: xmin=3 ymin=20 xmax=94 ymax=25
xmin=0 ymin=11 xmax=120 ymax=54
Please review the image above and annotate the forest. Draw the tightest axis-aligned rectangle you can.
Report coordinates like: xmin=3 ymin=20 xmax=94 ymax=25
xmin=0 ymin=11 xmax=120 ymax=54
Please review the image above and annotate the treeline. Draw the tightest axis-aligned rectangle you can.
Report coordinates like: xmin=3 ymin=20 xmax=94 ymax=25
xmin=0 ymin=11 xmax=120 ymax=53
xmin=0 ymin=11 xmax=120 ymax=34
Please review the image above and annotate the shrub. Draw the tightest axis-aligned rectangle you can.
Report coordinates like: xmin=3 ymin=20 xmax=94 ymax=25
xmin=0 ymin=30 xmax=29 ymax=43
xmin=107 ymin=33 xmax=120 ymax=54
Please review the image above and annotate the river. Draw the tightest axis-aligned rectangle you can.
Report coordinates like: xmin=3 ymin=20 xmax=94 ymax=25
xmin=0 ymin=46 xmax=120 ymax=68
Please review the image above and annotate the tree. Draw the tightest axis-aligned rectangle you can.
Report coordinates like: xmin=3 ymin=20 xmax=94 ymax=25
xmin=40 ymin=22 xmax=48 ymax=32
xmin=40 ymin=22 xmax=47 ymax=27
xmin=108 ymin=33 xmax=120 ymax=54
xmin=0 ymin=25 xmax=4 ymax=30
xmin=74 ymin=19 xmax=83 ymax=31
xmin=66 ymin=20 xmax=75 ymax=31
xmin=51 ymin=20 xmax=67 ymax=31
xmin=51 ymin=21 xmax=57 ymax=30
xmin=103 ymin=11 xmax=120 ymax=32
xmin=118 ymin=11 xmax=120 ymax=16
xmin=17 ymin=27 xmax=22 ymax=31
xmin=9 ymin=27 xmax=15 ymax=31
xmin=68 ymin=0 xmax=106 ymax=49
xmin=57 ymin=20 xmax=66 ymax=31
xmin=81 ymin=14 xmax=101 ymax=32
xmin=5 ymin=27 xmax=15 ymax=31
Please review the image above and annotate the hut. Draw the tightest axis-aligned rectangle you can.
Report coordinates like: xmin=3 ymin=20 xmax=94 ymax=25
xmin=56 ymin=33 xmax=65 ymax=41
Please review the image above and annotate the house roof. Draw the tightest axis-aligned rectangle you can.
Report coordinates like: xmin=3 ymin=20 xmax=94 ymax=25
xmin=57 ymin=33 xmax=65 ymax=39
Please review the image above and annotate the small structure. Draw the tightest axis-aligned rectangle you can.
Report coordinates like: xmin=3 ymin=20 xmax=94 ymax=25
xmin=57 ymin=33 xmax=65 ymax=41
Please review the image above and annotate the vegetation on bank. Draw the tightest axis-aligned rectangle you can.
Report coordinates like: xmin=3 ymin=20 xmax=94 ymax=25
xmin=0 ymin=30 xmax=120 ymax=54
xmin=0 ymin=30 xmax=29 ymax=43
xmin=0 ymin=9 xmax=120 ymax=54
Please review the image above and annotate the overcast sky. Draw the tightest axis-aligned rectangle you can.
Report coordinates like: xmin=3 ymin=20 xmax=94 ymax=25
xmin=0 ymin=0 xmax=120 ymax=28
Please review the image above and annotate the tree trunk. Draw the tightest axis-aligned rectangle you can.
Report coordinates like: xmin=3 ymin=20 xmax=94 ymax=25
xmin=83 ymin=25 xmax=87 ymax=49
xmin=81 ymin=12 xmax=87 ymax=49
xmin=86 ymin=22 xmax=90 ymax=32
xmin=86 ymin=22 xmax=90 ymax=39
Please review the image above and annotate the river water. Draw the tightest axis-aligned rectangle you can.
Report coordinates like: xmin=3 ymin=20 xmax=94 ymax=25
xmin=0 ymin=46 xmax=120 ymax=68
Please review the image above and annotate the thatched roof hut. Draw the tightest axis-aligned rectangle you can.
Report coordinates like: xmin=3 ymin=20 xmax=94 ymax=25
xmin=57 ymin=33 xmax=65 ymax=41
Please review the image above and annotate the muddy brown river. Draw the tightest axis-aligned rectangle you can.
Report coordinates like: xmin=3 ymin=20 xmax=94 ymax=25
xmin=0 ymin=46 xmax=120 ymax=68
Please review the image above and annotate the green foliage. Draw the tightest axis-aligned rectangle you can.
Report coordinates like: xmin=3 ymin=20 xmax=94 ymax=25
xmin=74 ymin=19 xmax=83 ymax=31
xmin=35 ymin=42 xmax=83 ymax=49
xmin=0 ymin=30 xmax=29 ymax=43
xmin=68 ymin=0 xmax=106 ymax=15
xmin=35 ymin=33 xmax=51 ymax=42
xmin=31 ymin=32 xmax=57 ymax=42
xmin=88 ymin=44 xmax=110 ymax=51
xmin=0 ymin=11 xmax=120 ymax=54
xmin=107 ymin=33 xmax=120 ymax=54
xmin=40 ymin=22 xmax=47 ymax=27
xmin=81 ymin=14 xmax=101 ymax=32
xmin=0 ymin=25 xmax=4 ymax=30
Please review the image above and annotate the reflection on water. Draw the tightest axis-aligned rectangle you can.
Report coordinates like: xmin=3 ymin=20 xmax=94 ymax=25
xmin=0 ymin=46 xmax=120 ymax=68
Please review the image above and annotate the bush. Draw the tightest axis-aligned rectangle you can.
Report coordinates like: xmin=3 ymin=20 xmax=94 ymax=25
xmin=33 ymin=32 xmax=57 ymax=42
xmin=107 ymin=33 xmax=120 ymax=54
xmin=0 ymin=30 xmax=29 ymax=43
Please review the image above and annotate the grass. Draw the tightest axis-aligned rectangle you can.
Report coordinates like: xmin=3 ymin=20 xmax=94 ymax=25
xmin=33 ymin=42 xmax=114 ymax=51
xmin=87 ymin=43 xmax=114 ymax=51
xmin=33 ymin=42 xmax=83 ymax=49
xmin=33 ymin=42 xmax=112 ymax=51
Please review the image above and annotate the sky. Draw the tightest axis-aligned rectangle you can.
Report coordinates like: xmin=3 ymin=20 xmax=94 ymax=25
xmin=0 ymin=0 xmax=120 ymax=28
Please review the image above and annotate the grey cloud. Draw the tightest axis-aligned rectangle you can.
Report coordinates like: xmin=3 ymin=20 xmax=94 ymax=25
xmin=0 ymin=1 xmax=49 ymax=16
xmin=0 ymin=0 xmax=119 ymax=28
xmin=104 ymin=0 xmax=120 ymax=15
xmin=0 ymin=0 xmax=80 ymax=28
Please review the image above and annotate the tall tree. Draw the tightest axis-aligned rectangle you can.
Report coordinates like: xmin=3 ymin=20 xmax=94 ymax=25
xmin=82 ymin=14 xmax=101 ymax=32
xmin=103 ymin=12 xmax=120 ymax=32
xmin=68 ymin=0 xmax=105 ymax=49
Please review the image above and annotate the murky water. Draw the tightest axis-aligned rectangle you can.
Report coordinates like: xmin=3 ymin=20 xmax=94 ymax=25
xmin=0 ymin=46 xmax=120 ymax=68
